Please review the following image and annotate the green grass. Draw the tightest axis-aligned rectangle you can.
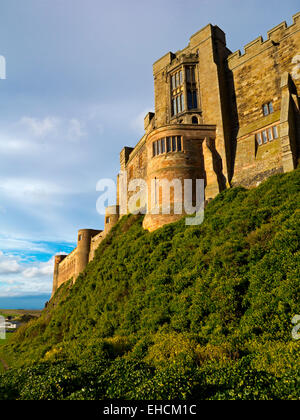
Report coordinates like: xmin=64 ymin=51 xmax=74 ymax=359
xmin=0 ymin=334 xmax=13 ymax=373
xmin=0 ymin=169 xmax=299 ymax=400
xmin=0 ymin=333 xmax=13 ymax=344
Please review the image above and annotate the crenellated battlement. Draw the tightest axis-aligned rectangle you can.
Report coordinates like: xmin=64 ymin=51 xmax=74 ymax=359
xmin=228 ymin=12 xmax=300 ymax=69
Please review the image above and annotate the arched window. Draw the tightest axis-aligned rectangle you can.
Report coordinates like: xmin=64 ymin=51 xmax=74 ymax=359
xmin=192 ymin=116 xmax=198 ymax=124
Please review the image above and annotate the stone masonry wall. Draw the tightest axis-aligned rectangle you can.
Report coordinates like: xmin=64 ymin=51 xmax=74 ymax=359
xmin=228 ymin=13 xmax=300 ymax=186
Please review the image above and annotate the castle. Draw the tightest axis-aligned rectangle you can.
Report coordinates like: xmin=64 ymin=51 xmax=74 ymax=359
xmin=52 ymin=13 xmax=300 ymax=297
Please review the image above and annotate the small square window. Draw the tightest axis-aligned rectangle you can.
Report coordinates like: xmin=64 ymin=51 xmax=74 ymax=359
xmin=106 ymin=217 xmax=110 ymax=224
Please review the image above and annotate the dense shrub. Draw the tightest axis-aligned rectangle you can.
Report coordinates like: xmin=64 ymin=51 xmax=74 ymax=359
xmin=0 ymin=169 xmax=299 ymax=399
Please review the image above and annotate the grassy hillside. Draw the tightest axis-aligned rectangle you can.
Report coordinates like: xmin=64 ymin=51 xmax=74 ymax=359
xmin=0 ymin=169 xmax=299 ymax=400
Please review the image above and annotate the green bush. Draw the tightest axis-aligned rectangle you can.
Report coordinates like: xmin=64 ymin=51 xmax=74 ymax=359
xmin=1 ymin=169 xmax=299 ymax=400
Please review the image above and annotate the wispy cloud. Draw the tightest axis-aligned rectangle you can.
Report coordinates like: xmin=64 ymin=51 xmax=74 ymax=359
xmin=19 ymin=116 xmax=60 ymax=138
xmin=18 ymin=116 xmax=87 ymax=142
xmin=0 ymin=251 xmax=21 ymax=274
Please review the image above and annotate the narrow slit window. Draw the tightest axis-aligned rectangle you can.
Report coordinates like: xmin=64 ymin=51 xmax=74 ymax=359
xmin=157 ymin=140 xmax=161 ymax=155
xmin=166 ymin=137 xmax=171 ymax=153
xmin=171 ymin=68 xmax=184 ymax=116
xmin=180 ymin=94 xmax=184 ymax=112
xmin=262 ymin=130 xmax=268 ymax=144
xmin=177 ymin=96 xmax=181 ymax=113
xmin=268 ymin=128 xmax=273 ymax=141
xmin=161 ymin=138 xmax=165 ymax=154
xmin=172 ymin=75 xmax=176 ymax=89
xmin=273 ymin=125 xmax=279 ymax=139
xmin=172 ymin=98 xmax=177 ymax=115
xmin=256 ymin=133 xmax=262 ymax=145
xmin=172 ymin=137 xmax=176 ymax=152
xmin=268 ymin=102 xmax=274 ymax=113
xmin=177 ymin=136 xmax=182 ymax=151
xmin=263 ymin=104 xmax=269 ymax=116
xmin=193 ymin=91 xmax=198 ymax=109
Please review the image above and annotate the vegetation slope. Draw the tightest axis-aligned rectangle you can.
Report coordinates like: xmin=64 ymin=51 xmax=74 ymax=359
xmin=0 ymin=169 xmax=299 ymax=400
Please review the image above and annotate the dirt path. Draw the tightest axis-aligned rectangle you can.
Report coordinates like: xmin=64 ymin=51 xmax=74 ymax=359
xmin=0 ymin=357 xmax=9 ymax=371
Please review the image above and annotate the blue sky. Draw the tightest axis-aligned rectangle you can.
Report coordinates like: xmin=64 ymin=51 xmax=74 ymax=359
xmin=0 ymin=0 xmax=299 ymax=309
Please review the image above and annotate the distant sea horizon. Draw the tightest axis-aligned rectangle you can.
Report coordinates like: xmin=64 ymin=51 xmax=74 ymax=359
xmin=0 ymin=294 xmax=51 ymax=310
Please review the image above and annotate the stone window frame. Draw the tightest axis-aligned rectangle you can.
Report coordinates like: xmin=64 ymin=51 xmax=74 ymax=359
xmin=186 ymin=65 xmax=198 ymax=111
xmin=255 ymin=123 xmax=279 ymax=146
xmin=152 ymin=136 xmax=183 ymax=157
xmin=171 ymin=68 xmax=185 ymax=116
xmin=170 ymin=64 xmax=199 ymax=118
xmin=262 ymin=101 xmax=274 ymax=117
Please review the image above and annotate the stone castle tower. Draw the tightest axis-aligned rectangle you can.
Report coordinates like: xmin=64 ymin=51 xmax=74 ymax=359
xmin=52 ymin=13 xmax=300 ymax=297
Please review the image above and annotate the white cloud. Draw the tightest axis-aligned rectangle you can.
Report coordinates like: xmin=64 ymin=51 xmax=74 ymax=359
xmin=23 ymin=258 xmax=54 ymax=279
xmin=0 ymin=136 xmax=36 ymax=154
xmin=19 ymin=116 xmax=60 ymax=138
xmin=0 ymin=251 xmax=21 ymax=274
xmin=0 ymin=254 xmax=54 ymax=297
xmin=0 ymin=237 xmax=51 ymax=254
xmin=18 ymin=116 xmax=87 ymax=142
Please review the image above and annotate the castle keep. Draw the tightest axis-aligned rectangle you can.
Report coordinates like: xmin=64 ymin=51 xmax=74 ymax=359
xmin=52 ymin=13 xmax=300 ymax=297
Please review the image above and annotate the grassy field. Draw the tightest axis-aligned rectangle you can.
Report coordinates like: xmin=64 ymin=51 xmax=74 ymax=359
xmin=0 ymin=333 xmax=13 ymax=346
xmin=0 ymin=310 xmax=42 ymax=318
xmin=0 ymin=333 xmax=13 ymax=373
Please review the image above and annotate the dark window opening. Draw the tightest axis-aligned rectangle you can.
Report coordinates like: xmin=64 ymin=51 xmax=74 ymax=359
xmin=177 ymin=136 xmax=182 ymax=151
xmin=256 ymin=124 xmax=279 ymax=145
xmin=166 ymin=137 xmax=171 ymax=153
xmin=192 ymin=116 xmax=198 ymax=124
xmin=152 ymin=136 xmax=183 ymax=157
xmin=172 ymin=136 xmax=176 ymax=152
